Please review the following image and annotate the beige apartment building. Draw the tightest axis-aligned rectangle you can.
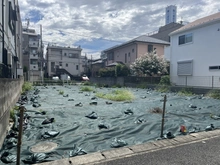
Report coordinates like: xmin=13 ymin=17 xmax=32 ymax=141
xmin=102 ymin=35 xmax=170 ymax=66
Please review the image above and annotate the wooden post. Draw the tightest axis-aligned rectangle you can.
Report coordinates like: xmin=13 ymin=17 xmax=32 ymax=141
xmin=160 ymin=95 xmax=167 ymax=138
xmin=16 ymin=106 xmax=24 ymax=165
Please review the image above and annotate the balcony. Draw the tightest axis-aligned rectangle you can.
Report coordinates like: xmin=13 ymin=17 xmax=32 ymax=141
xmin=30 ymin=53 xmax=39 ymax=59
xmin=29 ymin=41 xmax=39 ymax=48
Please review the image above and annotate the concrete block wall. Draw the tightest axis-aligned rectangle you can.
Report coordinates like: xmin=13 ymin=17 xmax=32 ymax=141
xmin=0 ymin=78 xmax=23 ymax=148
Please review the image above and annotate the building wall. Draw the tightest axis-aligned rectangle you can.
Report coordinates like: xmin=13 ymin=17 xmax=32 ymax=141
xmin=106 ymin=42 xmax=167 ymax=66
xmin=0 ymin=77 xmax=23 ymax=148
xmin=137 ymin=43 xmax=165 ymax=58
xmin=170 ymin=22 xmax=220 ymax=87
xmin=165 ymin=5 xmax=177 ymax=25
xmin=47 ymin=46 xmax=84 ymax=77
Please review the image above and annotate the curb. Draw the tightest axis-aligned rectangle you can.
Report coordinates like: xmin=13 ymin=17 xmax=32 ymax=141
xmin=36 ymin=129 xmax=220 ymax=165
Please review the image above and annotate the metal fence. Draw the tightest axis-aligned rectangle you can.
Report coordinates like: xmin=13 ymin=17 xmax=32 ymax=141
xmin=0 ymin=63 xmax=11 ymax=78
xmin=171 ymin=76 xmax=220 ymax=88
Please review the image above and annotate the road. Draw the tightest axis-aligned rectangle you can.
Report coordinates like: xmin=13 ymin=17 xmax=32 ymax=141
xmin=94 ymin=136 xmax=220 ymax=165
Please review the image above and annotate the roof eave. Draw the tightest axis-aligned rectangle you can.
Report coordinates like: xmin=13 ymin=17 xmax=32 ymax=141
xmin=170 ymin=19 xmax=220 ymax=36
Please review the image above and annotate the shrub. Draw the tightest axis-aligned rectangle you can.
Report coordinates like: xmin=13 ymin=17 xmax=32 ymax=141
xmin=207 ymin=90 xmax=220 ymax=99
xmin=130 ymin=52 xmax=168 ymax=76
xmin=159 ymin=75 xmax=170 ymax=85
xmin=96 ymin=89 xmax=135 ymax=101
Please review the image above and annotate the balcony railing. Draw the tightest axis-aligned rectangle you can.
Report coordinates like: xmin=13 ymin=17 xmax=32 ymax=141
xmin=0 ymin=63 xmax=12 ymax=78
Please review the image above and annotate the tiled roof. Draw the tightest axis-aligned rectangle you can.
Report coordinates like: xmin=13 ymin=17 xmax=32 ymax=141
xmin=170 ymin=12 xmax=220 ymax=35
xmin=103 ymin=35 xmax=170 ymax=52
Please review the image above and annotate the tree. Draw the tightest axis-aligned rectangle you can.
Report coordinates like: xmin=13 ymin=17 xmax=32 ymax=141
xmin=130 ymin=52 xmax=168 ymax=76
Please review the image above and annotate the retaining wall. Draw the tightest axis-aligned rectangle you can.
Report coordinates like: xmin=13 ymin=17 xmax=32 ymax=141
xmin=0 ymin=77 xmax=23 ymax=148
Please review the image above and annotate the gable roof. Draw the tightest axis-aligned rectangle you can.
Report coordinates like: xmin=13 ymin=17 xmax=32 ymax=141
xmin=170 ymin=12 xmax=220 ymax=36
xmin=103 ymin=35 xmax=170 ymax=52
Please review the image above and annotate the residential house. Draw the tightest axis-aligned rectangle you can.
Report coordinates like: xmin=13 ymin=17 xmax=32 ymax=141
xmin=102 ymin=35 xmax=170 ymax=67
xmin=22 ymin=28 xmax=42 ymax=81
xmin=169 ymin=12 xmax=220 ymax=87
xmin=46 ymin=45 xmax=86 ymax=79
xmin=0 ymin=0 xmax=23 ymax=78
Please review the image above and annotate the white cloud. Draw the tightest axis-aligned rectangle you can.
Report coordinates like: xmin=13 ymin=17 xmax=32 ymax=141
xmin=18 ymin=0 xmax=220 ymax=59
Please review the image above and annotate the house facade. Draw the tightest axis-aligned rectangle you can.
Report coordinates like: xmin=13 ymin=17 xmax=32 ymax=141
xmin=102 ymin=35 xmax=170 ymax=67
xmin=22 ymin=28 xmax=43 ymax=81
xmin=0 ymin=0 xmax=23 ymax=78
xmin=169 ymin=12 xmax=220 ymax=87
xmin=46 ymin=45 xmax=86 ymax=79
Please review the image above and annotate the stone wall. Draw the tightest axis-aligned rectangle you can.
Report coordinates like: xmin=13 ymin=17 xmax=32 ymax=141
xmin=0 ymin=77 xmax=23 ymax=148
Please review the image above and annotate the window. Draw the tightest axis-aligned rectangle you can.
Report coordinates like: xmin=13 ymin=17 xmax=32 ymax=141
xmin=59 ymin=62 xmax=62 ymax=66
xmin=179 ymin=33 xmax=193 ymax=45
xmin=107 ymin=52 xmax=114 ymax=60
xmin=128 ymin=52 xmax=130 ymax=57
xmin=125 ymin=53 xmax=127 ymax=63
xmin=69 ymin=53 xmax=79 ymax=58
xmin=209 ymin=66 xmax=220 ymax=70
xmin=76 ymin=65 xmax=79 ymax=70
xmin=148 ymin=45 xmax=153 ymax=53
xmin=64 ymin=53 xmax=67 ymax=56
xmin=30 ymin=59 xmax=38 ymax=65
xmin=177 ymin=60 xmax=193 ymax=76
xmin=66 ymin=63 xmax=68 ymax=67
xmin=132 ymin=49 xmax=134 ymax=53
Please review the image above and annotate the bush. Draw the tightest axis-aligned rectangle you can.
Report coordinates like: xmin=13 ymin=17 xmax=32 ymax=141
xmin=207 ymin=90 xmax=220 ymax=99
xmin=159 ymin=75 xmax=170 ymax=85
xmin=96 ymin=89 xmax=135 ymax=101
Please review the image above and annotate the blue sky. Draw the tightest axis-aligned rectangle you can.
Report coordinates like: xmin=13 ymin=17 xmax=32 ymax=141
xmin=18 ymin=0 xmax=220 ymax=59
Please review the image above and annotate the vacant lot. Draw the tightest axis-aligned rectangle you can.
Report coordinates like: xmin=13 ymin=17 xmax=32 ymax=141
xmin=1 ymin=84 xmax=220 ymax=164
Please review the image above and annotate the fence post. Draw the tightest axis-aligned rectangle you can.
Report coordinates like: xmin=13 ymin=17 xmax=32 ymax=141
xmin=16 ymin=106 xmax=25 ymax=165
xmin=160 ymin=95 xmax=167 ymax=138
xmin=212 ymin=76 xmax=214 ymax=89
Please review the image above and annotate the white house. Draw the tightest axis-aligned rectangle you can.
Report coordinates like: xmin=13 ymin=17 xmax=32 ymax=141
xmin=169 ymin=12 xmax=220 ymax=88
xmin=46 ymin=45 xmax=86 ymax=79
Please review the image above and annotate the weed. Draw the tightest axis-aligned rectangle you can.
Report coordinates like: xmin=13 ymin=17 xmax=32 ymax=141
xmin=59 ymin=90 xmax=64 ymax=95
xmin=156 ymin=85 xmax=170 ymax=93
xmin=22 ymin=82 xmax=33 ymax=94
xmin=150 ymin=107 xmax=163 ymax=114
xmin=80 ymin=86 xmax=94 ymax=92
xmin=178 ymin=87 xmax=193 ymax=96
xmin=207 ymin=90 xmax=220 ymax=99
xmin=96 ymin=89 xmax=135 ymax=101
